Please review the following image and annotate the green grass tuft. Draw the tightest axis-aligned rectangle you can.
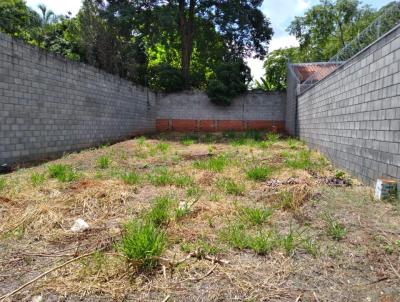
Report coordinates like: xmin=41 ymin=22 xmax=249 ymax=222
xmin=284 ymin=150 xmax=326 ymax=171
xmin=238 ymin=206 xmax=273 ymax=225
xmin=144 ymin=195 xmax=174 ymax=226
xmin=97 ymin=156 xmax=110 ymax=169
xmin=0 ymin=177 xmax=5 ymax=191
xmin=324 ymin=214 xmax=347 ymax=241
xmin=30 ymin=172 xmax=46 ymax=186
xmin=246 ymin=166 xmax=273 ymax=181
xmin=120 ymin=220 xmax=166 ymax=269
xmin=181 ymin=135 xmax=197 ymax=146
xmin=48 ymin=164 xmax=78 ymax=182
xmin=121 ymin=172 xmax=140 ymax=185
xmin=147 ymin=168 xmax=175 ymax=186
xmin=217 ymin=178 xmax=245 ymax=196
xmin=193 ymin=154 xmax=229 ymax=172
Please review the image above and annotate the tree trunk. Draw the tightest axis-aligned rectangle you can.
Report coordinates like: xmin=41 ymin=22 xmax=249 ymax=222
xmin=178 ymin=0 xmax=195 ymax=88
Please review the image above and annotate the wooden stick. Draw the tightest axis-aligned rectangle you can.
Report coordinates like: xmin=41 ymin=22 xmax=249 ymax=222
xmin=161 ymin=294 xmax=171 ymax=302
xmin=0 ymin=251 xmax=96 ymax=301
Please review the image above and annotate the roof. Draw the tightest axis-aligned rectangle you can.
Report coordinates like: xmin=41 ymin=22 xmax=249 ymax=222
xmin=291 ymin=63 xmax=342 ymax=83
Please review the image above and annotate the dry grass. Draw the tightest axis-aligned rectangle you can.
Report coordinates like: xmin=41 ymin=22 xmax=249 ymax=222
xmin=0 ymin=132 xmax=400 ymax=301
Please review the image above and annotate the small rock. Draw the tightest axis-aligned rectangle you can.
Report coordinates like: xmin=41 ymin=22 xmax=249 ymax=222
xmin=49 ymin=190 xmax=62 ymax=198
xmin=70 ymin=219 xmax=90 ymax=232
xmin=31 ymin=295 xmax=43 ymax=302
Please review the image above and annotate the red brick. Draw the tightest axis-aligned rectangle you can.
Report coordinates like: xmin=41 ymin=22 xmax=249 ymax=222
xmin=156 ymin=119 xmax=170 ymax=132
xmin=217 ymin=120 xmax=245 ymax=131
xmin=172 ymin=119 xmax=198 ymax=131
xmin=199 ymin=120 xmax=215 ymax=132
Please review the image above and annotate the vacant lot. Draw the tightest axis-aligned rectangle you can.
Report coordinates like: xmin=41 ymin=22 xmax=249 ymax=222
xmin=0 ymin=132 xmax=399 ymax=302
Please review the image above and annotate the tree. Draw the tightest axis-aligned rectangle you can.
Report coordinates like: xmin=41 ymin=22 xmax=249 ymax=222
xmin=206 ymin=60 xmax=251 ymax=105
xmin=287 ymin=0 xmax=377 ymax=61
xmin=256 ymin=47 xmax=302 ymax=91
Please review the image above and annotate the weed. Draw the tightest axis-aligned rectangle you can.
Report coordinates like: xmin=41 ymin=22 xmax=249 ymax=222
xmin=209 ymin=193 xmax=222 ymax=202
xmin=258 ymin=141 xmax=272 ymax=149
xmin=174 ymin=174 xmax=194 ymax=187
xmin=266 ymin=132 xmax=280 ymax=142
xmin=246 ymin=166 xmax=273 ymax=181
xmin=175 ymin=202 xmax=191 ymax=220
xmin=194 ymin=154 xmax=229 ymax=172
xmin=280 ymin=230 xmax=296 ymax=256
xmin=145 ymin=195 xmax=174 ymax=226
xmin=324 ymin=214 xmax=347 ymax=240
xmin=247 ymin=232 xmax=277 ymax=255
xmin=97 ymin=156 xmax=110 ymax=169
xmin=181 ymin=239 xmax=223 ymax=256
xmin=284 ymin=150 xmax=326 ymax=171
xmin=136 ymin=136 xmax=146 ymax=146
xmin=220 ymin=223 xmax=277 ymax=255
xmin=48 ymin=164 xmax=78 ymax=182
xmin=217 ymin=178 xmax=245 ymax=196
xmin=121 ymin=172 xmax=140 ymax=185
xmin=30 ymin=172 xmax=46 ymax=186
xmin=156 ymin=142 xmax=169 ymax=153
xmin=120 ymin=220 xmax=166 ymax=269
xmin=301 ymin=237 xmax=319 ymax=256
xmin=0 ymin=177 xmax=6 ymax=191
xmin=186 ymin=186 xmax=202 ymax=199
xmin=220 ymin=223 xmax=248 ymax=249
xmin=222 ymin=131 xmax=236 ymax=139
xmin=181 ymin=135 xmax=197 ymax=146
xmin=147 ymin=168 xmax=175 ymax=186
xmin=238 ymin=206 xmax=273 ymax=225
xmin=287 ymin=138 xmax=298 ymax=149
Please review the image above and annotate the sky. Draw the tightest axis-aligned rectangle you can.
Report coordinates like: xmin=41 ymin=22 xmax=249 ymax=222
xmin=26 ymin=0 xmax=394 ymax=81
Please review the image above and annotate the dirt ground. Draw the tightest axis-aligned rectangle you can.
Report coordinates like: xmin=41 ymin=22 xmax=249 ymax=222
xmin=0 ymin=132 xmax=399 ymax=302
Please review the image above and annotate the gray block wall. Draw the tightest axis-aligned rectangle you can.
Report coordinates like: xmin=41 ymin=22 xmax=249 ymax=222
xmin=286 ymin=65 xmax=299 ymax=136
xmin=297 ymin=25 xmax=400 ymax=184
xmin=0 ymin=33 xmax=156 ymax=165
xmin=157 ymin=90 xmax=286 ymax=121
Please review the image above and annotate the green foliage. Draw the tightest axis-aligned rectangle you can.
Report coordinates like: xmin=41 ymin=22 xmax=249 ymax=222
xmin=280 ymin=230 xmax=296 ymax=256
xmin=186 ymin=186 xmax=202 ymax=199
xmin=0 ymin=177 xmax=5 ymax=191
xmin=193 ymin=154 xmax=229 ymax=172
xmin=266 ymin=132 xmax=280 ymax=142
xmin=217 ymin=178 xmax=245 ymax=196
xmin=256 ymin=47 xmax=302 ymax=91
xmin=206 ymin=61 xmax=252 ymax=105
xmin=97 ymin=156 xmax=110 ymax=169
xmin=30 ymin=172 xmax=46 ymax=186
xmin=181 ymin=135 xmax=197 ymax=146
xmin=120 ymin=220 xmax=166 ymax=269
xmin=324 ymin=214 xmax=347 ymax=241
xmin=238 ymin=206 xmax=273 ymax=225
xmin=174 ymin=202 xmax=191 ymax=220
xmin=121 ymin=172 xmax=140 ymax=185
xmin=144 ymin=195 xmax=174 ymax=226
xmin=155 ymin=142 xmax=170 ymax=153
xmin=148 ymin=64 xmax=184 ymax=93
xmin=147 ymin=168 xmax=175 ymax=186
xmin=220 ymin=223 xmax=277 ymax=255
xmin=48 ymin=164 xmax=78 ymax=182
xmin=246 ymin=166 xmax=273 ymax=181
xmin=284 ymin=150 xmax=326 ymax=171
xmin=287 ymin=0 xmax=379 ymax=61
xmin=173 ymin=174 xmax=194 ymax=188
xmin=180 ymin=239 xmax=223 ymax=256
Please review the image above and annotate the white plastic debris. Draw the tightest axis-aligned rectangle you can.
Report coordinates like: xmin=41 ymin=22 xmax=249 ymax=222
xmin=31 ymin=295 xmax=43 ymax=302
xmin=375 ymin=178 xmax=397 ymax=200
xmin=70 ymin=218 xmax=90 ymax=232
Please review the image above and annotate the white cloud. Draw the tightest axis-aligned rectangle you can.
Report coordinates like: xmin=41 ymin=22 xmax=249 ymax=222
xmin=26 ymin=0 xmax=82 ymax=16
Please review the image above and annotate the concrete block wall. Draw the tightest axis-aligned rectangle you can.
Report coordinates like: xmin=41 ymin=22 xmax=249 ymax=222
xmin=0 ymin=33 xmax=156 ymax=165
xmin=297 ymin=25 xmax=400 ymax=184
xmin=286 ymin=65 xmax=299 ymax=136
xmin=156 ymin=90 xmax=286 ymax=132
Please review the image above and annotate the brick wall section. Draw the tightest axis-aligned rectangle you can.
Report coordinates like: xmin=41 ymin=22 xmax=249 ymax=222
xmin=156 ymin=90 xmax=286 ymax=132
xmin=0 ymin=33 xmax=156 ymax=165
xmin=297 ymin=25 xmax=400 ymax=184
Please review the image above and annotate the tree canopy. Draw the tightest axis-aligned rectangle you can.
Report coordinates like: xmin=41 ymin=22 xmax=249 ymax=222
xmin=258 ymin=0 xmax=397 ymax=92
xmin=0 ymin=0 xmax=273 ymax=104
